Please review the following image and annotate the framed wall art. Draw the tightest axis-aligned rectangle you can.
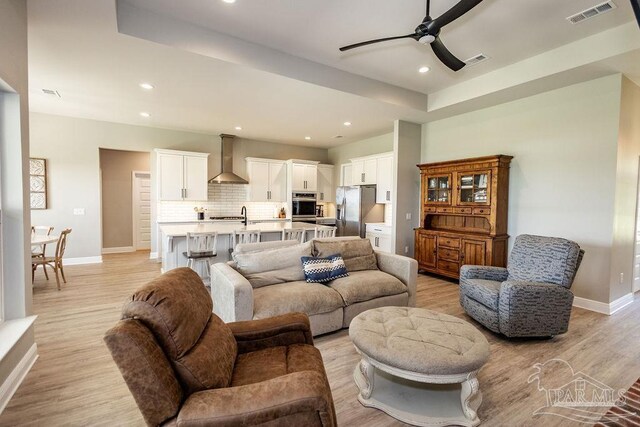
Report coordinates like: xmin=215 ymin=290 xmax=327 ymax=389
xmin=30 ymin=158 xmax=48 ymax=210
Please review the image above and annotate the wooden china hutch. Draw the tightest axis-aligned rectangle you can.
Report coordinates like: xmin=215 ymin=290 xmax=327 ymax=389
xmin=414 ymin=155 xmax=512 ymax=279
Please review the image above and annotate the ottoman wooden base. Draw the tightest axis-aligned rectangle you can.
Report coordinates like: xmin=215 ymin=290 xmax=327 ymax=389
xmin=354 ymin=353 xmax=481 ymax=427
xmin=349 ymin=307 xmax=490 ymax=427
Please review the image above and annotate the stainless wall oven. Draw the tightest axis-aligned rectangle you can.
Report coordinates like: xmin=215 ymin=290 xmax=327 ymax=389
xmin=292 ymin=192 xmax=317 ymax=221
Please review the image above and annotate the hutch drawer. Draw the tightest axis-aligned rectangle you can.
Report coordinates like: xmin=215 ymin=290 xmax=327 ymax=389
xmin=438 ymin=260 xmax=460 ymax=274
xmin=473 ymin=207 xmax=490 ymax=215
xmin=439 ymin=236 xmax=461 ymax=249
xmin=438 ymin=248 xmax=460 ymax=262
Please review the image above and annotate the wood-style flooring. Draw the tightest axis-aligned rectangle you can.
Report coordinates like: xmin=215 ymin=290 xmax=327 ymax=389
xmin=1 ymin=251 xmax=639 ymax=426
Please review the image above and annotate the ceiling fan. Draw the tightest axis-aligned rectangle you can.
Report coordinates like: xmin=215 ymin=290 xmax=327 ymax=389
xmin=339 ymin=0 xmax=484 ymax=72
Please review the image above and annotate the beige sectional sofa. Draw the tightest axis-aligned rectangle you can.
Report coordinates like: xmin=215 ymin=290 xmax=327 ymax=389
xmin=211 ymin=237 xmax=418 ymax=336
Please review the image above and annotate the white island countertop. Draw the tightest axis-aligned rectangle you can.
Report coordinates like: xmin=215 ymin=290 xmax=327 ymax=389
xmin=160 ymin=221 xmax=330 ymax=237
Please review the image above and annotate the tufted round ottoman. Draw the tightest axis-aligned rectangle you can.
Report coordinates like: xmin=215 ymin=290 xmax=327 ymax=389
xmin=349 ymin=307 xmax=490 ymax=427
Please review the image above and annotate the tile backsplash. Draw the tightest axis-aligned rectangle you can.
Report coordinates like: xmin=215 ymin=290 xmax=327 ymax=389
xmin=158 ymin=184 xmax=286 ymax=222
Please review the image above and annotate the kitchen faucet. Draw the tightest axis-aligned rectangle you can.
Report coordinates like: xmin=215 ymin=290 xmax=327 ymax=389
xmin=241 ymin=206 xmax=247 ymax=226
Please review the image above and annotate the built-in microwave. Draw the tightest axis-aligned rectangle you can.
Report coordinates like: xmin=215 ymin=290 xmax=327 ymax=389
xmin=292 ymin=192 xmax=317 ymax=220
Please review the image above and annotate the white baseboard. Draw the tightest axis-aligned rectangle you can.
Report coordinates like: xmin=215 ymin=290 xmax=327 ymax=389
xmin=573 ymin=293 xmax=634 ymax=315
xmin=102 ymin=246 xmax=134 ymax=254
xmin=63 ymin=256 xmax=103 ymax=266
xmin=149 ymin=252 xmax=159 ymax=260
xmin=0 ymin=343 xmax=38 ymax=414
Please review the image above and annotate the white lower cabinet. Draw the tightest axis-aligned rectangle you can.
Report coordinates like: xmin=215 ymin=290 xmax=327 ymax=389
xmin=366 ymin=223 xmax=393 ymax=253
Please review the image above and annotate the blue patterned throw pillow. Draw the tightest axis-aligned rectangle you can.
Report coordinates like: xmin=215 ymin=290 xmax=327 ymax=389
xmin=301 ymin=254 xmax=349 ymax=284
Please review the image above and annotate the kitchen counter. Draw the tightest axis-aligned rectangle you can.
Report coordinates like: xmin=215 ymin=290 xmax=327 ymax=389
xmin=160 ymin=221 xmax=327 ymax=237
xmin=159 ymin=221 xmax=332 ymax=275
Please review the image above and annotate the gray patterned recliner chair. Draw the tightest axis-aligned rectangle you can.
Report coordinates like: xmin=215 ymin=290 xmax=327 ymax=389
xmin=459 ymin=234 xmax=584 ymax=338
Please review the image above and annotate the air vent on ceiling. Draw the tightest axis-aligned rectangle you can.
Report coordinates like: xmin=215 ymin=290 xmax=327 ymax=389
xmin=567 ymin=1 xmax=617 ymax=24
xmin=333 ymin=135 xmax=343 ymax=139
xmin=464 ymin=53 xmax=489 ymax=67
xmin=42 ymin=89 xmax=61 ymax=97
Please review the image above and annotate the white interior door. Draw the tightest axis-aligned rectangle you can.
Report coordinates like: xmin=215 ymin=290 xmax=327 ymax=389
xmin=133 ymin=172 xmax=151 ymax=250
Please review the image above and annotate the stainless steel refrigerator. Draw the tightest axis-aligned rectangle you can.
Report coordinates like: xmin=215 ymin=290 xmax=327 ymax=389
xmin=336 ymin=185 xmax=384 ymax=237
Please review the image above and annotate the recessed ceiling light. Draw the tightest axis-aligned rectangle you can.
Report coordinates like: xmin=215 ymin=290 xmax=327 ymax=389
xmin=304 ymin=136 xmax=312 ymax=140
xmin=235 ymin=126 xmax=242 ymax=131
xmin=418 ymin=66 xmax=430 ymax=74
xmin=343 ymin=121 xmax=352 ymax=126
xmin=139 ymin=82 xmax=154 ymax=90
xmin=222 ymin=0 xmax=236 ymax=3
xmin=140 ymin=112 xmax=151 ymax=118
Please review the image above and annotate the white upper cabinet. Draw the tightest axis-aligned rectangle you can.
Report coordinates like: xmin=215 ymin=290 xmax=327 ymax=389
xmin=317 ymin=164 xmax=334 ymax=203
xmin=289 ymin=161 xmax=318 ymax=192
xmin=269 ymin=161 xmax=287 ymax=202
xmin=351 ymin=155 xmax=383 ymax=185
xmin=158 ymin=153 xmax=184 ymax=201
xmin=376 ymin=154 xmax=394 ymax=204
xmin=157 ymin=149 xmax=210 ymax=201
xmin=246 ymin=158 xmax=287 ymax=202
xmin=341 ymin=163 xmax=353 ymax=186
xmin=183 ymin=155 xmax=208 ymax=201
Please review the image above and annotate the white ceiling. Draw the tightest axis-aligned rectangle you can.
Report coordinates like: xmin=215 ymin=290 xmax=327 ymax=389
xmin=27 ymin=0 xmax=639 ymax=148
xmin=123 ymin=0 xmax=635 ymax=94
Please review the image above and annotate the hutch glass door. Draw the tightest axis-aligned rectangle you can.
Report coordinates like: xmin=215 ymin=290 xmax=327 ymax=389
xmin=426 ymin=175 xmax=451 ymax=205
xmin=458 ymin=171 xmax=490 ymax=205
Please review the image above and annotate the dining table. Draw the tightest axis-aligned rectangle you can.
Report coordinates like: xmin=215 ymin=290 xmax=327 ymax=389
xmin=31 ymin=234 xmax=60 ymax=246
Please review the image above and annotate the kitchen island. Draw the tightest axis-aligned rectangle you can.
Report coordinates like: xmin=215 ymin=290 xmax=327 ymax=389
xmin=159 ymin=221 xmax=332 ymax=274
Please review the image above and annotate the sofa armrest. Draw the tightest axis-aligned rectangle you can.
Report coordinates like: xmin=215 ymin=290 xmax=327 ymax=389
xmin=176 ymin=371 xmax=335 ymax=427
xmin=498 ymin=280 xmax=574 ymax=338
xmin=228 ymin=312 xmax=313 ymax=354
xmin=210 ymin=263 xmax=253 ymax=323
xmin=375 ymin=252 xmax=418 ymax=307
xmin=460 ymin=265 xmax=509 ymax=283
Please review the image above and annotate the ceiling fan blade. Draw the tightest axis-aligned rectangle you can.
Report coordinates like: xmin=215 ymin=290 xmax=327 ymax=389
xmin=431 ymin=0 xmax=483 ymax=32
xmin=430 ymin=37 xmax=466 ymax=71
xmin=339 ymin=34 xmax=417 ymax=51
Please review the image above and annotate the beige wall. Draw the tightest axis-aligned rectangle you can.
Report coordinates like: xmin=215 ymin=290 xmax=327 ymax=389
xmin=393 ymin=121 xmax=421 ymax=256
xmin=0 ymin=0 xmax=35 ymax=400
xmin=99 ymin=149 xmax=150 ymax=249
xmin=327 ymin=132 xmax=393 ymax=185
xmin=30 ymin=113 xmax=330 ymax=258
xmin=422 ymin=75 xmax=623 ymax=303
xmin=610 ymin=77 xmax=640 ymax=301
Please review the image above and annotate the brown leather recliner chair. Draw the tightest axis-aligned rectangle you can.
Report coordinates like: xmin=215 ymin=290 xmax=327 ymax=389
xmin=104 ymin=268 xmax=337 ymax=427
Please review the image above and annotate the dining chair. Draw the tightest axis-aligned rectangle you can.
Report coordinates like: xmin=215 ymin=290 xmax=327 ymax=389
xmin=32 ymin=228 xmax=71 ymax=290
xmin=183 ymin=232 xmax=218 ymax=285
xmin=315 ymin=226 xmax=337 ymax=238
xmin=232 ymin=230 xmax=261 ymax=250
xmin=282 ymin=228 xmax=305 ymax=243
xmin=31 ymin=226 xmax=54 ymax=256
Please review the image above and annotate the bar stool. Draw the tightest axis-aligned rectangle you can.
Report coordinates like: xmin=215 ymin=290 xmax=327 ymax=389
xmin=282 ymin=229 xmax=305 ymax=243
xmin=315 ymin=226 xmax=337 ymax=238
xmin=183 ymin=232 xmax=218 ymax=285
xmin=232 ymin=230 xmax=261 ymax=250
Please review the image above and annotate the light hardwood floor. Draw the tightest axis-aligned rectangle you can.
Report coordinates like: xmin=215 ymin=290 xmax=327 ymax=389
xmin=1 ymin=251 xmax=639 ymax=426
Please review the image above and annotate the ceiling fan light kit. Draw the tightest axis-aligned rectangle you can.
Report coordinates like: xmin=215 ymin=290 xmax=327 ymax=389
xmin=339 ymin=0 xmax=484 ymax=72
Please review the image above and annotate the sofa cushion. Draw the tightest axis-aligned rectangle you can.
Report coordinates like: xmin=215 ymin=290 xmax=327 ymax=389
xmin=328 ymin=270 xmax=406 ymax=305
xmin=313 ymin=238 xmax=378 ymax=272
xmin=301 ymin=254 xmax=349 ymax=283
xmin=459 ymin=279 xmax=501 ymax=311
xmin=230 ymin=344 xmax=325 ymax=387
xmin=252 ymin=281 xmax=344 ymax=319
xmin=233 ymin=242 xmax=312 ymax=288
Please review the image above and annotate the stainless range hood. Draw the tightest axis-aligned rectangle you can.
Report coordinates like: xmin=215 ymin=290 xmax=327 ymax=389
xmin=208 ymin=134 xmax=248 ymax=185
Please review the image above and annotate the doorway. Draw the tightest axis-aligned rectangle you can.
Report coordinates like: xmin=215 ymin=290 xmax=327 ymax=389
xmin=132 ymin=171 xmax=151 ymax=250
xmin=99 ymin=148 xmax=150 ymax=253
